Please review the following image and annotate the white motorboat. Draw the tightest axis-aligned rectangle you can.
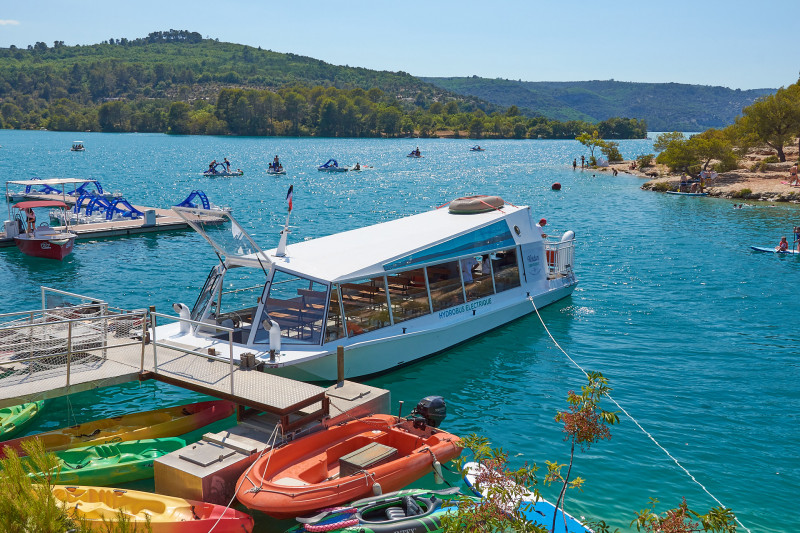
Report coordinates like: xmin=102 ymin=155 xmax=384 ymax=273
xmin=155 ymin=195 xmax=578 ymax=381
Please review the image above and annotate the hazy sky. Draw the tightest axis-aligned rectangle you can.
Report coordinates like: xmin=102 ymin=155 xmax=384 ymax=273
xmin=1 ymin=0 xmax=796 ymax=90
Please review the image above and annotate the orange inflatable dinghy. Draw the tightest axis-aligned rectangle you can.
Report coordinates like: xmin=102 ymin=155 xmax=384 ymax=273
xmin=235 ymin=413 xmax=461 ymax=519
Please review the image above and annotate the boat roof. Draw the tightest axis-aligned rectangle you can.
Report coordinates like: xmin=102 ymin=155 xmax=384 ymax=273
xmin=7 ymin=178 xmax=99 ymax=186
xmin=255 ymin=203 xmax=533 ymax=282
xmin=14 ymin=200 xmax=68 ymax=209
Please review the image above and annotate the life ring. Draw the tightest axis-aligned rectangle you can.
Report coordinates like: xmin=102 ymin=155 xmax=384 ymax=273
xmin=448 ymin=195 xmax=504 ymax=214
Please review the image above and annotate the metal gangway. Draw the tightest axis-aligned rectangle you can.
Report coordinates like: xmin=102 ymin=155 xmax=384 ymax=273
xmin=0 ymin=288 xmax=331 ymax=432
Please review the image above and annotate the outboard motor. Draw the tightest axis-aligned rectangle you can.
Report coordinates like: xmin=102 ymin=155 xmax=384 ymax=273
xmin=410 ymin=396 xmax=447 ymax=429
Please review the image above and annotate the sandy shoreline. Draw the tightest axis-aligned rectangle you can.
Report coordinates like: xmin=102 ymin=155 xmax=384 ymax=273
xmin=592 ymin=144 xmax=800 ymax=203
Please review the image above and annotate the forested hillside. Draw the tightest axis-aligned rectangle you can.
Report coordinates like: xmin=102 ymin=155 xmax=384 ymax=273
xmin=0 ymin=30 xmax=643 ymax=139
xmin=422 ymin=77 xmax=776 ymax=131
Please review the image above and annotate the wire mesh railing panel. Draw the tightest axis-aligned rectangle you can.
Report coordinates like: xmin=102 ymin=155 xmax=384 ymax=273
xmin=0 ymin=309 xmax=147 ymax=398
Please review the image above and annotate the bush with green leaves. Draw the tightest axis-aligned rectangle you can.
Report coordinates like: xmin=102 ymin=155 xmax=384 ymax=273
xmin=601 ymin=141 xmax=623 ymax=162
xmin=0 ymin=438 xmax=150 ymax=533
xmin=762 ymin=155 xmax=779 ymax=164
xmin=637 ymin=154 xmax=655 ymax=168
xmin=652 ymin=182 xmax=672 ymax=192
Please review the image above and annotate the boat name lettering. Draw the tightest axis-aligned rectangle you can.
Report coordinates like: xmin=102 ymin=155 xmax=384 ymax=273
xmin=438 ymin=297 xmax=492 ymax=319
xmin=526 ymin=253 xmax=540 ymax=265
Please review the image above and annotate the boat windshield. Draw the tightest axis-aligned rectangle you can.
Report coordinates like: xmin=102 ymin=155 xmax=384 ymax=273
xmin=172 ymin=207 xmax=270 ymax=267
xmin=252 ymin=270 xmax=328 ymax=344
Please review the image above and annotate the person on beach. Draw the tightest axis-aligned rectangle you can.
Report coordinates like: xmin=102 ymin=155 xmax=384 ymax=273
xmin=776 ymin=236 xmax=789 ymax=252
xmin=612 ymin=168 xmax=618 ymax=176
xmin=580 ymin=155 xmax=585 ymax=169
xmin=790 ymin=163 xmax=799 ymax=186
xmin=573 ymin=158 xmax=577 ymax=170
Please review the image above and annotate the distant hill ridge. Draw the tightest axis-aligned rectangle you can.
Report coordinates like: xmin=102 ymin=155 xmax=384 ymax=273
xmin=421 ymin=77 xmax=776 ymax=131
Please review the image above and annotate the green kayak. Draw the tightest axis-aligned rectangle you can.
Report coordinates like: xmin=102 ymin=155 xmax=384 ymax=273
xmin=25 ymin=438 xmax=186 ymax=486
xmin=0 ymin=401 xmax=45 ymax=441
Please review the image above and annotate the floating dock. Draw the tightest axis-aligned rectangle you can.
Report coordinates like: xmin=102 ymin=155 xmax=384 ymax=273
xmin=2 ymin=180 xmax=224 ymax=247
xmin=2 ymin=193 xmax=223 ymax=247
xmin=0 ymin=289 xmax=391 ymax=505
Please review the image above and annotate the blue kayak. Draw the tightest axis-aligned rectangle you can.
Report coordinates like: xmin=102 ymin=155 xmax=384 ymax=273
xmin=464 ymin=462 xmax=593 ymax=533
xmin=751 ymin=246 xmax=800 ymax=254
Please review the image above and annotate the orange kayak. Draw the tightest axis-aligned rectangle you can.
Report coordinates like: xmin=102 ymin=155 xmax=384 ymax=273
xmin=235 ymin=414 xmax=462 ymax=519
xmin=53 ymin=485 xmax=254 ymax=533
xmin=0 ymin=400 xmax=234 ymax=458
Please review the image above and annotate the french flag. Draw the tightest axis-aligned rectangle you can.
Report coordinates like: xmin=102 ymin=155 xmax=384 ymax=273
xmin=286 ymin=185 xmax=293 ymax=212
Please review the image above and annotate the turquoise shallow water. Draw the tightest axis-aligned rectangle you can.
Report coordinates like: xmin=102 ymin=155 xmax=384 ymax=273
xmin=0 ymin=130 xmax=798 ymax=532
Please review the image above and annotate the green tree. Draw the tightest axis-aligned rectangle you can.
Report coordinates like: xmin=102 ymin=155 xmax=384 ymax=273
xmin=469 ymin=116 xmax=485 ymax=138
xmin=735 ymin=85 xmax=800 ymax=162
xmin=632 ymin=497 xmax=736 ymax=533
xmin=166 ymin=101 xmax=191 ymax=134
xmin=576 ymin=130 xmax=607 ymax=165
xmin=600 ymin=141 xmax=623 ymax=162
xmin=546 ymin=372 xmax=618 ymax=533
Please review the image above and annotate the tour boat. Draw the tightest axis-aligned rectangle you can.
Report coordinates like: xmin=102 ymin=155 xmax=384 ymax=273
xmin=70 ymin=141 xmax=85 ymax=152
xmin=10 ymin=201 xmax=77 ymax=260
xmin=236 ymin=402 xmax=461 ymax=519
xmin=267 ymin=167 xmax=287 ymax=175
xmin=52 ymin=485 xmax=254 ymax=533
xmin=158 ymin=194 xmax=578 ymax=381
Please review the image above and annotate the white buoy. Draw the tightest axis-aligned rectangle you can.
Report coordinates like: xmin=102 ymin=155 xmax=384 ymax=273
xmin=372 ymin=481 xmax=382 ymax=495
xmin=561 ymin=230 xmax=575 ymax=242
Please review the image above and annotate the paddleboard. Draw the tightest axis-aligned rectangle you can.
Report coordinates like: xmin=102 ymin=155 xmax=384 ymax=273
xmin=751 ymin=246 xmax=800 ymax=254
xmin=464 ymin=462 xmax=592 ymax=533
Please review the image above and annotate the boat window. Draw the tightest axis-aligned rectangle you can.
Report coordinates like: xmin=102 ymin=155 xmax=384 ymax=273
xmin=215 ymin=267 xmax=267 ymax=331
xmin=325 ymin=286 xmax=345 ymax=343
xmin=191 ymin=264 xmax=225 ymax=322
xmin=340 ymin=277 xmax=390 ymax=336
xmin=462 ymin=254 xmax=494 ymax=301
xmin=427 ymin=261 xmax=465 ymax=312
xmin=386 ymin=268 xmax=430 ymax=324
xmin=257 ymin=270 xmax=327 ymax=343
xmin=492 ymin=248 xmax=521 ymax=292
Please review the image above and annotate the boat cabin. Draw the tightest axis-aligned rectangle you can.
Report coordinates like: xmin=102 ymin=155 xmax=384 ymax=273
xmin=173 ymin=199 xmax=565 ymax=353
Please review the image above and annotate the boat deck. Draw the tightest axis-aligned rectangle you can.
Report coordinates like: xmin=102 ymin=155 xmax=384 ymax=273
xmin=1 ymin=193 xmax=223 ymax=247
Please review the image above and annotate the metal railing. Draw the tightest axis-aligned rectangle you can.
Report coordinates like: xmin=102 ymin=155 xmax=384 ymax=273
xmin=0 ymin=308 xmax=147 ymax=393
xmin=147 ymin=310 xmax=236 ymax=394
xmin=545 ymin=239 xmax=575 ymax=276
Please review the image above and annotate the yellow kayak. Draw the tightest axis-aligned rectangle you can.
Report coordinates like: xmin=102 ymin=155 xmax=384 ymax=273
xmin=53 ymin=485 xmax=254 ymax=533
xmin=0 ymin=400 xmax=234 ymax=458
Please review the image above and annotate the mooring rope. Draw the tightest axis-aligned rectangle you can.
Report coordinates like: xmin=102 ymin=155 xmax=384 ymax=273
xmin=206 ymin=421 xmax=284 ymax=533
xmin=527 ymin=297 xmax=751 ymax=533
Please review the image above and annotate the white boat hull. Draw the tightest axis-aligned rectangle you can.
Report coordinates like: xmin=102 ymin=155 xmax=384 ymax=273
xmin=264 ymin=277 xmax=576 ymax=381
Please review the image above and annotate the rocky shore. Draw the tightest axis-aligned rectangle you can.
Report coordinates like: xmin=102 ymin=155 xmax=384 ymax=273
xmin=595 ymin=144 xmax=800 ymax=203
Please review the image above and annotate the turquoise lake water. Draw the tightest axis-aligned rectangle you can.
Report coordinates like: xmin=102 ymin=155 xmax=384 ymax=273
xmin=0 ymin=130 xmax=797 ymax=532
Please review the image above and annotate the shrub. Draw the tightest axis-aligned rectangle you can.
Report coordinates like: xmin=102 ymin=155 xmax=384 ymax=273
xmin=652 ymin=182 xmax=672 ymax=192
xmin=733 ymin=188 xmax=752 ymax=198
xmin=637 ymin=154 xmax=655 ymax=168
xmin=763 ymin=155 xmax=779 ymax=163
xmin=601 ymin=141 xmax=623 ymax=162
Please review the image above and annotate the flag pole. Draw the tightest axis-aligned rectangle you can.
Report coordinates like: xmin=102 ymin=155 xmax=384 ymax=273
xmin=276 ymin=185 xmax=293 ymax=257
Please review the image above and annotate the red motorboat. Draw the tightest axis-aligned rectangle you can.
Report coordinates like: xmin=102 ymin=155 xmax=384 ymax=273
xmin=235 ymin=397 xmax=462 ymax=519
xmin=11 ymin=201 xmax=76 ymax=260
